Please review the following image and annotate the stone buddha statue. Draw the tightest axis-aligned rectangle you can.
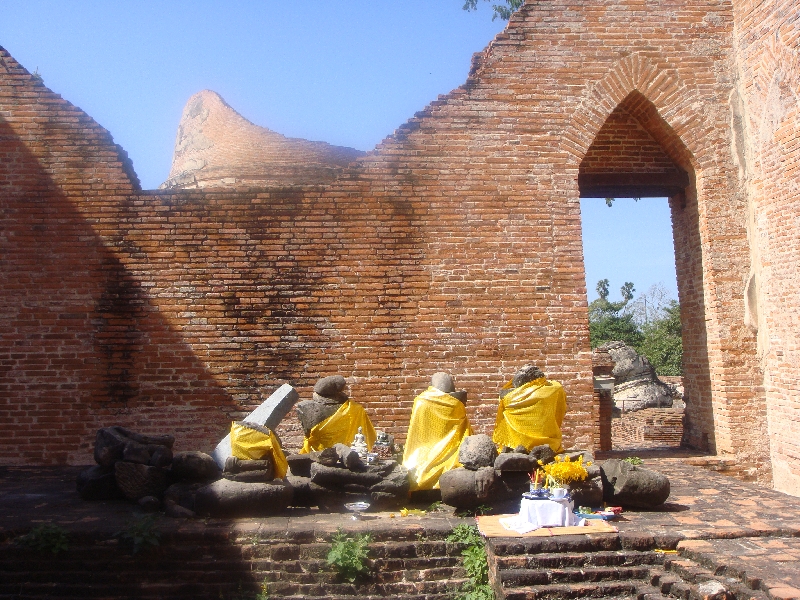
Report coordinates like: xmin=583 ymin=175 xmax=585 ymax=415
xmin=296 ymin=375 xmax=376 ymax=454
xmin=402 ymin=372 xmax=472 ymax=491
xmin=493 ymin=364 xmax=567 ymax=453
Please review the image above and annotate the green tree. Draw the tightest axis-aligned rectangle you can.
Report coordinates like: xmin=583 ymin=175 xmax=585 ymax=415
xmin=589 ymin=279 xmax=642 ymax=348
xmin=637 ymin=300 xmax=682 ymax=375
xmin=462 ymin=0 xmax=524 ymax=20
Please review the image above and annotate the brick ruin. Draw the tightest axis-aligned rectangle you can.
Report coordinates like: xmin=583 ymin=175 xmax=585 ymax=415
xmin=1 ymin=0 xmax=798 ymax=494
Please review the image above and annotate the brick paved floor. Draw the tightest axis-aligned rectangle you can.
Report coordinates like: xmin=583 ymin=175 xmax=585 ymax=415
xmin=1 ymin=449 xmax=799 ymax=597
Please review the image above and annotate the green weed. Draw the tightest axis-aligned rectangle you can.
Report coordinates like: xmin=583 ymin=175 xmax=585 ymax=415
xmin=326 ymin=529 xmax=372 ymax=583
xmin=116 ymin=514 xmax=161 ymax=555
xmin=17 ymin=523 xmax=69 ymax=555
xmin=447 ymin=524 xmax=494 ymax=600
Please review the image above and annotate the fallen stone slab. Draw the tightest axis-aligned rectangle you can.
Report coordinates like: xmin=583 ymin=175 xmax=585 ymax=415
xmin=194 ymin=478 xmax=293 ymax=517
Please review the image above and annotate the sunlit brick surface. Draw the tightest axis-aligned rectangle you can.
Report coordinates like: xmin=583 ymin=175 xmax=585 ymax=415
xmin=0 ymin=0 xmax=798 ymax=493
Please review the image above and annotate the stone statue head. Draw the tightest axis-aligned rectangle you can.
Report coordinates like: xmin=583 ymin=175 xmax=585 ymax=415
xmin=431 ymin=372 xmax=456 ymax=393
xmin=511 ymin=365 xmax=545 ymax=388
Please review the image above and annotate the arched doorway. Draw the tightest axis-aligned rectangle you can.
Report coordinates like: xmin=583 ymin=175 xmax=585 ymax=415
xmin=578 ymin=91 xmax=714 ymax=454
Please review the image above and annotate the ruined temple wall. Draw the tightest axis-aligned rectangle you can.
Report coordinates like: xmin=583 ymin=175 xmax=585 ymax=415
xmin=732 ymin=0 xmax=800 ymax=494
xmin=0 ymin=0 xmax=776 ymax=476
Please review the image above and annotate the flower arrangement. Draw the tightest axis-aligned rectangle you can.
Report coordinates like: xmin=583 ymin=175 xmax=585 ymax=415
xmin=531 ymin=455 xmax=590 ymax=489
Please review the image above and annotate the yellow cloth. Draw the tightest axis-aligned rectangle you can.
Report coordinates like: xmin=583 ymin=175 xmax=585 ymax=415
xmin=229 ymin=422 xmax=288 ymax=479
xmin=402 ymin=387 xmax=473 ymax=491
xmin=492 ymin=377 xmax=567 ymax=453
xmin=299 ymin=400 xmax=376 ymax=454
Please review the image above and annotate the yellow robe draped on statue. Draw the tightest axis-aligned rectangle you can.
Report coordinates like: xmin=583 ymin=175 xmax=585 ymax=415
xmin=229 ymin=421 xmax=289 ymax=479
xmin=492 ymin=377 xmax=567 ymax=453
xmin=299 ymin=400 xmax=377 ymax=454
xmin=402 ymin=387 xmax=473 ymax=491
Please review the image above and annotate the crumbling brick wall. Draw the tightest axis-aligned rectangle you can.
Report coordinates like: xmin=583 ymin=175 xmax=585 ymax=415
xmin=732 ymin=0 xmax=800 ymax=494
xmin=0 ymin=0 xmax=793 ymax=492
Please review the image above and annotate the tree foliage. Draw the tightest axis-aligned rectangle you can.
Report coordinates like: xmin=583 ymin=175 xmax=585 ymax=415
xmin=637 ymin=300 xmax=682 ymax=376
xmin=462 ymin=0 xmax=524 ymax=20
xmin=589 ymin=280 xmax=683 ymax=375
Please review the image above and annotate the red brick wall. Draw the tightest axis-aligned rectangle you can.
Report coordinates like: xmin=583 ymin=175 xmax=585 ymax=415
xmin=731 ymin=0 xmax=800 ymax=494
xmin=0 ymin=0 xmax=789 ymax=489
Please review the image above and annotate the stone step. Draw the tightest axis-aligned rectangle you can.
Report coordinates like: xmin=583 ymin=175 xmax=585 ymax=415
xmin=661 ymin=557 xmax=771 ymax=600
xmin=500 ymin=565 xmax=651 ymax=588
xmin=493 ymin=549 xmax=666 ymax=571
xmin=501 ymin=579 xmax=641 ymax=600
xmin=266 ymin=577 xmax=470 ymax=597
xmin=488 ymin=533 xmax=622 ymax=557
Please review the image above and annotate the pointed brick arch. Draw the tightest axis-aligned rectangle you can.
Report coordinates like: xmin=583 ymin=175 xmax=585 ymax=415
xmin=561 ymin=54 xmax=707 ymax=173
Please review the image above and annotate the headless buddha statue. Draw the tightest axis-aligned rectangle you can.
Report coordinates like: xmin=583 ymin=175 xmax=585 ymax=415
xmin=402 ymin=372 xmax=472 ymax=491
xmin=296 ymin=375 xmax=376 ymax=454
xmin=492 ymin=365 xmax=567 ymax=453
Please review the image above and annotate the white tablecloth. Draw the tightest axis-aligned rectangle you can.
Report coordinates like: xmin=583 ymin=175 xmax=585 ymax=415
xmin=518 ymin=497 xmax=577 ymax=528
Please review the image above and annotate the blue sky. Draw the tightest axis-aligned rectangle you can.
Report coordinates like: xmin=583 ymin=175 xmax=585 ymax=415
xmin=0 ymin=1 xmax=677 ymax=302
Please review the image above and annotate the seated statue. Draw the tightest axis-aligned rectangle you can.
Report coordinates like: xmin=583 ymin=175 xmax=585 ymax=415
xmin=229 ymin=421 xmax=288 ymax=479
xmin=402 ymin=372 xmax=472 ymax=491
xmin=296 ymin=375 xmax=376 ymax=454
xmin=492 ymin=365 xmax=566 ymax=453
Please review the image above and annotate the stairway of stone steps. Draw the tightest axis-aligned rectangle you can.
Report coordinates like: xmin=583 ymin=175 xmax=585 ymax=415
xmin=0 ymin=531 xmax=469 ymax=600
xmin=486 ymin=535 xmax=771 ymax=600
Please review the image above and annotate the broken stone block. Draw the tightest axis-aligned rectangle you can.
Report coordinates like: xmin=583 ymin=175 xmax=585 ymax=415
xmin=114 ymin=461 xmax=170 ymax=501
xmin=76 ymin=465 xmax=123 ymax=501
xmin=286 ymin=475 xmax=315 ymax=506
xmin=172 ymin=451 xmax=221 ymax=482
xmin=94 ymin=426 xmax=174 ymax=468
xmin=309 ymin=462 xmax=383 ymax=487
xmin=195 ymin=478 xmax=293 ymax=517
xmin=600 ymin=459 xmax=670 ymax=508
xmin=570 ymin=477 xmax=604 ymax=507
xmin=138 ymin=495 xmax=161 ymax=512
xmin=334 ymin=443 xmax=364 ymax=471
xmin=164 ymin=482 xmax=203 ymax=513
xmin=439 ymin=466 xmax=496 ymax=508
xmin=211 ymin=384 xmax=298 ymax=468
xmin=286 ymin=453 xmax=313 ymax=478
xmin=223 ymin=469 xmax=275 ymax=483
xmin=458 ymin=434 xmax=498 ymax=470
xmin=529 ymin=444 xmax=556 ymax=465
xmin=494 ymin=452 xmax=536 ymax=472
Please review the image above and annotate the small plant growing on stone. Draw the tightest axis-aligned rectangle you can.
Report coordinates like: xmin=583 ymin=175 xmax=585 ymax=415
xmin=447 ymin=525 xmax=494 ymax=600
xmin=427 ymin=500 xmax=445 ymax=513
xmin=17 ymin=523 xmax=69 ymax=555
xmin=447 ymin=523 xmax=483 ymax=546
xmin=455 ymin=503 xmax=492 ymax=518
xmin=326 ymin=529 xmax=371 ymax=583
xmin=116 ymin=514 xmax=161 ymax=555
xmin=254 ymin=578 xmax=269 ymax=600
xmin=623 ymin=456 xmax=643 ymax=465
